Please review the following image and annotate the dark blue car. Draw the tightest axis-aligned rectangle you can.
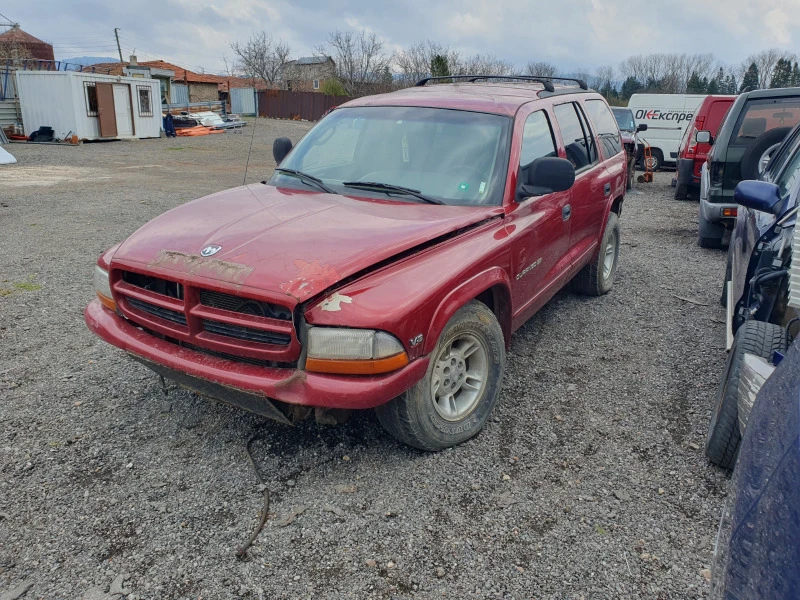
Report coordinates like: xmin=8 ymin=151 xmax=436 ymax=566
xmin=711 ymin=339 xmax=800 ymax=599
xmin=707 ymin=124 xmax=800 ymax=470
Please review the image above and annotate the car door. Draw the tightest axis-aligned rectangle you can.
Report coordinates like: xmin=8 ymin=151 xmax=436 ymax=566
xmin=552 ymin=101 xmax=609 ymax=265
xmin=507 ymin=107 xmax=572 ymax=312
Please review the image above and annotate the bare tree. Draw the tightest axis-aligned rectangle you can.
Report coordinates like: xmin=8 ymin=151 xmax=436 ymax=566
xmin=230 ymin=32 xmax=290 ymax=88
xmin=316 ymin=30 xmax=392 ymax=96
xmin=456 ymin=53 xmax=513 ymax=76
xmin=525 ymin=61 xmax=558 ymax=78
xmin=0 ymin=40 xmax=32 ymax=65
xmin=394 ymin=40 xmax=462 ymax=86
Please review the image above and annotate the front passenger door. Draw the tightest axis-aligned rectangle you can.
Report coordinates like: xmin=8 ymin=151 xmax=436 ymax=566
xmin=509 ymin=109 xmax=572 ymax=310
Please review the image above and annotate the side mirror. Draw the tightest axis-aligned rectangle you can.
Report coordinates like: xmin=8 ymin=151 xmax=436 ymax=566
xmin=695 ymin=130 xmax=713 ymax=145
xmin=636 ymin=123 xmax=648 ymax=132
xmin=273 ymin=137 xmax=293 ymax=164
xmin=518 ymin=157 xmax=575 ymax=199
xmin=733 ymin=180 xmax=783 ymax=215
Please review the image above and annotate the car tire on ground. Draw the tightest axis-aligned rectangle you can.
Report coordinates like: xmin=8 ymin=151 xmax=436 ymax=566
xmin=571 ymin=212 xmax=620 ymax=296
xmin=375 ymin=300 xmax=506 ymax=451
xmin=705 ymin=320 xmax=787 ymax=470
xmin=626 ymin=158 xmax=634 ymax=190
xmin=740 ymin=127 xmax=791 ymax=181
xmin=674 ymin=182 xmax=689 ymax=200
xmin=699 ymin=236 xmax=723 ymax=249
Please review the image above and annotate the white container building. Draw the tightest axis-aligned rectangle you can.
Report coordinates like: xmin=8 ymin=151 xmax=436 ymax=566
xmin=15 ymin=70 xmax=161 ymax=141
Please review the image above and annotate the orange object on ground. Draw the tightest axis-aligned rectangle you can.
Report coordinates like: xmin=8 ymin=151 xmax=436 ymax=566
xmin=175 ymin=126 xmax=224 ymax=137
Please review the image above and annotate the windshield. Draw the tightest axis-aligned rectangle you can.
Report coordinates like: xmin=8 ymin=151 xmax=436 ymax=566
xmin=612 ymin=108 xmax=636 ymax=132
xmin=269 ymin=106 xmax=512 ymax=205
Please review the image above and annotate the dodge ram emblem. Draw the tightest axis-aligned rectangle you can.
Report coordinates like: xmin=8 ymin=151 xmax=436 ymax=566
xmin=201 ymin=245 xmax=222 ymax=257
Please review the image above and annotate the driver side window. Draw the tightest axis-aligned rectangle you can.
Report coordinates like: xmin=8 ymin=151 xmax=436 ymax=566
xmin=520 ymin=110 xmax=557 ymax=175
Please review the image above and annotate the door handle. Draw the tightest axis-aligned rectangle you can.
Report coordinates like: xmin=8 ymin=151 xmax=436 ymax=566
xmin=562 ymin=204 xmax=571 ymax=221
xmin=604 ymin=183 xmax=611 ymax=196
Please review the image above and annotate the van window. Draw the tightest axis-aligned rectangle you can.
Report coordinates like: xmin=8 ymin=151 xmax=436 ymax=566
xmin=585 ymin=100 xmax=622 ymax=157
xmin=731 ymin=98 xmax=800 ymax=147
xmin=520 ymin=110 xmax=557 ymax=166
xmin=554 ymin=103 xmax=597 ymax=171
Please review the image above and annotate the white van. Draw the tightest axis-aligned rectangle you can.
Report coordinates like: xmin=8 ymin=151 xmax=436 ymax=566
xmin=628 ymin=94 xmax=706 ymax=170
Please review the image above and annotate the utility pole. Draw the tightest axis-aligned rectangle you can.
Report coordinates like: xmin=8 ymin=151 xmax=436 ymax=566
xmin=114 ymin=28 xmax=123 ymax=63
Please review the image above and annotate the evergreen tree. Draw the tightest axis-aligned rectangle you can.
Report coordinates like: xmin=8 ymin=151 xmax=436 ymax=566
xmin=620 ymin=76 xmax=643 ymax=100
xmin=724 ymin=75 xmax=736 ymax=94
xmin=792 ymin=62 xmax=800 ymax=87
xmin=770 ymin=58 xmax=792 ymax=88
xmin=430 ymin=54 xmax=450 ymax=81
xmin=706 ymin=78 xmax=719 ymax=94
xmin=740 ymin=62 xmax=759 ymax=93
xmin=686 ymin=71 xmax=706 ymax=94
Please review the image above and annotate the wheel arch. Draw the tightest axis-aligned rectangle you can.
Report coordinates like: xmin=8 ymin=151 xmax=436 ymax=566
xmin=424 ymin=268 xmax=512 ymax=355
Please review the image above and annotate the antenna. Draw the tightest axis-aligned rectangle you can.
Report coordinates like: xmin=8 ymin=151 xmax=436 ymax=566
xmin=242 ymin=90 xmax=258 ymax=185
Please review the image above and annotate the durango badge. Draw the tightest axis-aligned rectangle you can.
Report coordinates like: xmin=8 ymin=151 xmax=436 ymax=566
xmin=201 ymin=245 xmax=222 ymax=257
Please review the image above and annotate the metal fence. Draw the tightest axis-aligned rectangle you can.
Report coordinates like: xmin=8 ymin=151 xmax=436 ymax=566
xmin=171 ymin=83 xmax=189 ymax=106
xmin=231 ymin=87 xmax=257 ymax=115
xmin=257 ymin=89 xmax=348 ymax=121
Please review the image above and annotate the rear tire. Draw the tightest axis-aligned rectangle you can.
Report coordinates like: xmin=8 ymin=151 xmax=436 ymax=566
xmin=626 ymin=157 xmax=634 ymax=190
xmin=705 ymin=320 xmax=786 ymax=470
xmin=645 ymin=149 xmax=663 ymax=172
xmin=674 ymin=182 xmax=689 ymax=200
xmin=699 ymin=236 xmax=723 ymax=249
xmin=571 ymin=212 xmax=620 ymax=296
xmin=740 ymin=127 xmax=791 ymax=181
xmin=376 ymin=301 xmax=506 ymax=451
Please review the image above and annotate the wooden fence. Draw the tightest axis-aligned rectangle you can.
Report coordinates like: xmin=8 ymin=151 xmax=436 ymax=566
xmin=257 ymin=89 xmax=349 ymax=121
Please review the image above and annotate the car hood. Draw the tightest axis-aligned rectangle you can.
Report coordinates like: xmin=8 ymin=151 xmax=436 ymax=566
xmin=113 ymin=184 xmax=501 ymax=302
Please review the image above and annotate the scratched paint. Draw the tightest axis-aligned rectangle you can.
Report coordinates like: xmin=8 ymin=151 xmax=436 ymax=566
xmin=280 ymin=259 xmax=341 ymax=300
xmin=320 ymin=292 xmax=353 ymax=312
xmin=148 ymin=251 xmax=253 ymax=284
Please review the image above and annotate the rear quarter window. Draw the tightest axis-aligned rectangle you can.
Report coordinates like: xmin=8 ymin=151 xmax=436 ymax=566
xmin=731 ymin=98 xmax=800 ymax=147
xmin=585 ymin=99 xmax=623 ymax=158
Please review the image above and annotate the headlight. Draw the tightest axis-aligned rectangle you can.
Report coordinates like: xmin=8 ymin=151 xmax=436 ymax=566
xmin=306 ymin=328 xmax=409 ymax=375
xmin=94 ymin=265 xmax=116 ymax=311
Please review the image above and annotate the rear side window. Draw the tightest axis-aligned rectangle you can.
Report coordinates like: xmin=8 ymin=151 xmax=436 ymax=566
xmin=584 ymin=99 xmax=622 ymax=157
xmin=776 ymin=141 xmax=800 ymax=197
xmin=520 ymin=110 xmax=557 ymax=166
xmin=731 ymin=98 xmax=800 ymax=147
xmin=554 ymin=102 xmax=597 ymax=171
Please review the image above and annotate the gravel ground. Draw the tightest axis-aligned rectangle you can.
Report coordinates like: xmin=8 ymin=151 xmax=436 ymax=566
xmin=1 ymin=121 xmax=728 ymax=600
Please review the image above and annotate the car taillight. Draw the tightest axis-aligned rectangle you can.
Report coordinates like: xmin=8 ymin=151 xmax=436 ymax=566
xmin=711 ymin=162 xmax=724 ymax=185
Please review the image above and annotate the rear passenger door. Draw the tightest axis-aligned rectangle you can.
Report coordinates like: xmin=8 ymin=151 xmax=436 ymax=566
xmin=553 ymin=102 xmax=609 ymax=263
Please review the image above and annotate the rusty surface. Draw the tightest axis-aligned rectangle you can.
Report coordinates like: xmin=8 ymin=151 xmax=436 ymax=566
xmin=257 ymin=90 xmax=348 ymax=121
xmin=148 ymin=250 xmax=253 ymax=284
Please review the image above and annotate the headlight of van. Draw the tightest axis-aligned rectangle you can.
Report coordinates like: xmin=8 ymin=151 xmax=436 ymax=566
xmin=305 ymin=328 xmax=408 ymax=375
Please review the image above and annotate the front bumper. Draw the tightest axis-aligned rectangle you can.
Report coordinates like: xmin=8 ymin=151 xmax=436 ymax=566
xmin=85 ymin=299 xmax=429 ymax=413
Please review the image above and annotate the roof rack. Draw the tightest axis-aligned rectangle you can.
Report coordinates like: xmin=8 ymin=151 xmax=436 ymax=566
xmin=531 ymin=75 xmax=589 ymax=90
xmin=414 ymin=75 xmax=555 ymax=93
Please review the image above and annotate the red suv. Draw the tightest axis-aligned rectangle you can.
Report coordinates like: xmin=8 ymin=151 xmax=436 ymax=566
xmin=85 ymin=75 xmax=627 ymax=450
xmin=674 ymin=95 xmax=735 ymax=199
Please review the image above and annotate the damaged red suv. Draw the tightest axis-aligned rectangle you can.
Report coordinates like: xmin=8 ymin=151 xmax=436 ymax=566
xmin=86 ymin=75 xmax=627 ymax=450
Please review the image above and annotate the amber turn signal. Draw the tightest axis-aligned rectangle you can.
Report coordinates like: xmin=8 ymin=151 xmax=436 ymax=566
xmin=97 ymin=292 xmax=117 ymax=312
xmin=305 ymin=352 xmax=409 ymax=375
xmin=722 ymin=207 xmax=737 ymax=217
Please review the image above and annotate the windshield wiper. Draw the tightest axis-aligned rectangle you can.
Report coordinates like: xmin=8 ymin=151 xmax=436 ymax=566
xmin=272 ymin=168 xmax=336 ymax=194
xmin=342 ymin=181 xmax=445 ymax=205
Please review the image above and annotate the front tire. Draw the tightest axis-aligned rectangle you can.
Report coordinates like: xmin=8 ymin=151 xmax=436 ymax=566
xmin=571 ymin=212 xmax=620 ymax=296
xmin=375 ymin=301 xmax=506 ymax=451
xmin=645 ymin=149 xmax=663 ymax=172
xmin=705 ymin=320 xmax=786 ymax=470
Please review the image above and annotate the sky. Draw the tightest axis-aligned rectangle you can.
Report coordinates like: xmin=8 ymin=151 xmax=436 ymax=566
xmin=2 ymin=0 xmax=799 ymax=74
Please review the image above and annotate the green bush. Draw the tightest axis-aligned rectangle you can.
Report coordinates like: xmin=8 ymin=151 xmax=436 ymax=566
xmin=321 ymin=79 xmax=348 ymax=97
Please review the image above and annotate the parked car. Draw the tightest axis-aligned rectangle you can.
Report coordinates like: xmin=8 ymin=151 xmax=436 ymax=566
xmin=706 ymin=127 xmax=800 ymax=469
xmin=697 ymin=87 xmax=800 ymax=248
xmin=612 ymin=106 xmax=646 ymax=190
xmin=674 ymin=95 xmax=735 ymax=200
xmin=627 ymin=93 xmax=707 ymax=171
xmin=85 ymin=75 xmax=628 ymax=451
xmin=710 ymin=336 xmax=800 ymax=600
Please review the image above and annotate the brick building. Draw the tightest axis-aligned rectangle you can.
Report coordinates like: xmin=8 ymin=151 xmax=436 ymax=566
xmin=0 ymin=25 xmax=55 ymax=62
